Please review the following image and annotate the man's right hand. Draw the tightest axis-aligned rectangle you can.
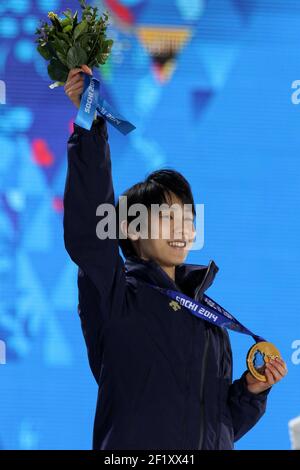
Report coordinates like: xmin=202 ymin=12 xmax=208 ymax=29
xmin=64 ymin=65 xmax=93 ymax=109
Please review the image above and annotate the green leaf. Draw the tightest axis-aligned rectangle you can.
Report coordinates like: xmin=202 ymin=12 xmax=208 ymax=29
xmin=103 ymin=39 xmax=113 ymax=53
xmin=78 ymin=32 xmax=94 ymax=48
xmin=51 ymin=38 xmax=68 ymax=55
xmin=48 ymin=59 xmax=69 ymax=82
xmin=56 ymin=52 xmax=69 ymax=67
xmin=62 ymin=8 xmax=73 ymax=19
xmin=56 ymin=32 xmax=72 ymax=45
xmin=49 ymin=15 xmax=63 ymax=32
xmin=72 ymin=11 xmax=78 ymax=29
xmin=95 ymin=47 xmax=110 ymax=65
xmin=61 ymin=18 xmax=71 ymax=28
xmin=37 ymin=44 xmax=51 ymax=60
xmin=74 ymin=20 xmax=88 ymax=40
xmin=66 ymin=46 xmax=88 ymax=68
xmin=63 ymin=24 xmax=73 ymax=33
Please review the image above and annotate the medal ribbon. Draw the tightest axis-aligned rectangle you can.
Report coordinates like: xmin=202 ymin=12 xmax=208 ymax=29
xmin=75 ymin=73 xmax=136 ymax=135
xmin=146 ymin=283 xmax=266 ymax=343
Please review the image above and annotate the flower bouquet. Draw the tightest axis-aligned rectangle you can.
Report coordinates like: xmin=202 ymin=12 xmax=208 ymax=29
xmin=35 ymin=0 xmax=113 ymax=88
xmin=35 ymin=0 xmax=135 ymax=134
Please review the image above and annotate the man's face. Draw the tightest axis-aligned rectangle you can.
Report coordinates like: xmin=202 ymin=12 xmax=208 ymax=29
xmin=134 ymin=192 xmax=196 ymax=268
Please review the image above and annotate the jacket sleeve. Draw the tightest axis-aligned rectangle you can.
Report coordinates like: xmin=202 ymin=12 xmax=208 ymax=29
xmin=63 ymin=117 xmax=126 ymax=381
xmin=222 ymin=330 xmax=271 ymax=442
xmin=228 ymin=370 xmax=271 ymax=442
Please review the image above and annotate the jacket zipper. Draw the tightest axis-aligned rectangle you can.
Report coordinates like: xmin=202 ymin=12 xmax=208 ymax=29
xmin=198 ymin=326 xmax=210 ymax=450
xmin=182 ymin=316 xmax=195 ymax=449
xmin=214 ymin=328 xmax=230 ymax=449
xmin=183 ymin=261 xmax=217 ymax=449
xmin=194 ymin=270 xmax=211 ymax=451
xmin=214 ymin=328 xmax=224 ymax=449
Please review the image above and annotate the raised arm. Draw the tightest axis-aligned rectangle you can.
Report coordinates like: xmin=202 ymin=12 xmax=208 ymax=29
xmin=63 ymin=67 xmax=126 ymax=380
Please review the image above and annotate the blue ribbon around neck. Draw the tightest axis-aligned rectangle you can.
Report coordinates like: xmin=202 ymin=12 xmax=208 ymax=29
xmin=145 ymin=283 xmax=266 ymax=343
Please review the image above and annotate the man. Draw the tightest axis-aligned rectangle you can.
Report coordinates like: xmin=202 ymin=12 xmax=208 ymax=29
xmin=63 ymin=66 xmax=287 ymax=450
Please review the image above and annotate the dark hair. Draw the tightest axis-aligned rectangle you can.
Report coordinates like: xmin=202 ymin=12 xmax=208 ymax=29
xmin=116 ymin=169 xmax=196 ymax=259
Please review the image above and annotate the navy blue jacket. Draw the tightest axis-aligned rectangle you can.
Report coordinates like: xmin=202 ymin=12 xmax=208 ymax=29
xmin=63 ymin=117 xmax=270 ymax=450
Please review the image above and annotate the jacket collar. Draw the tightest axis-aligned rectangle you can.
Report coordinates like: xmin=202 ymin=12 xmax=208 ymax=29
xmin=124 ymin=255 xmax=219 ymax=300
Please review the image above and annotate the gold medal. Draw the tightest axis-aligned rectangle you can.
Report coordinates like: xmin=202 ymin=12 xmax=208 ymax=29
xmin=247 ymin=341 xmax=281 ymax=382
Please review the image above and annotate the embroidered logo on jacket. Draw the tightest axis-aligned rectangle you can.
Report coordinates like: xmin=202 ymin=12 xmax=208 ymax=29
xmin=169 ymin=300 xmax=181 ymax=311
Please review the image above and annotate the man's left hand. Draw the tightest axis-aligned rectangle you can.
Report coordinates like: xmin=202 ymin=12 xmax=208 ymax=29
xmin=246 ymin=357 xmax=288 ymax=394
